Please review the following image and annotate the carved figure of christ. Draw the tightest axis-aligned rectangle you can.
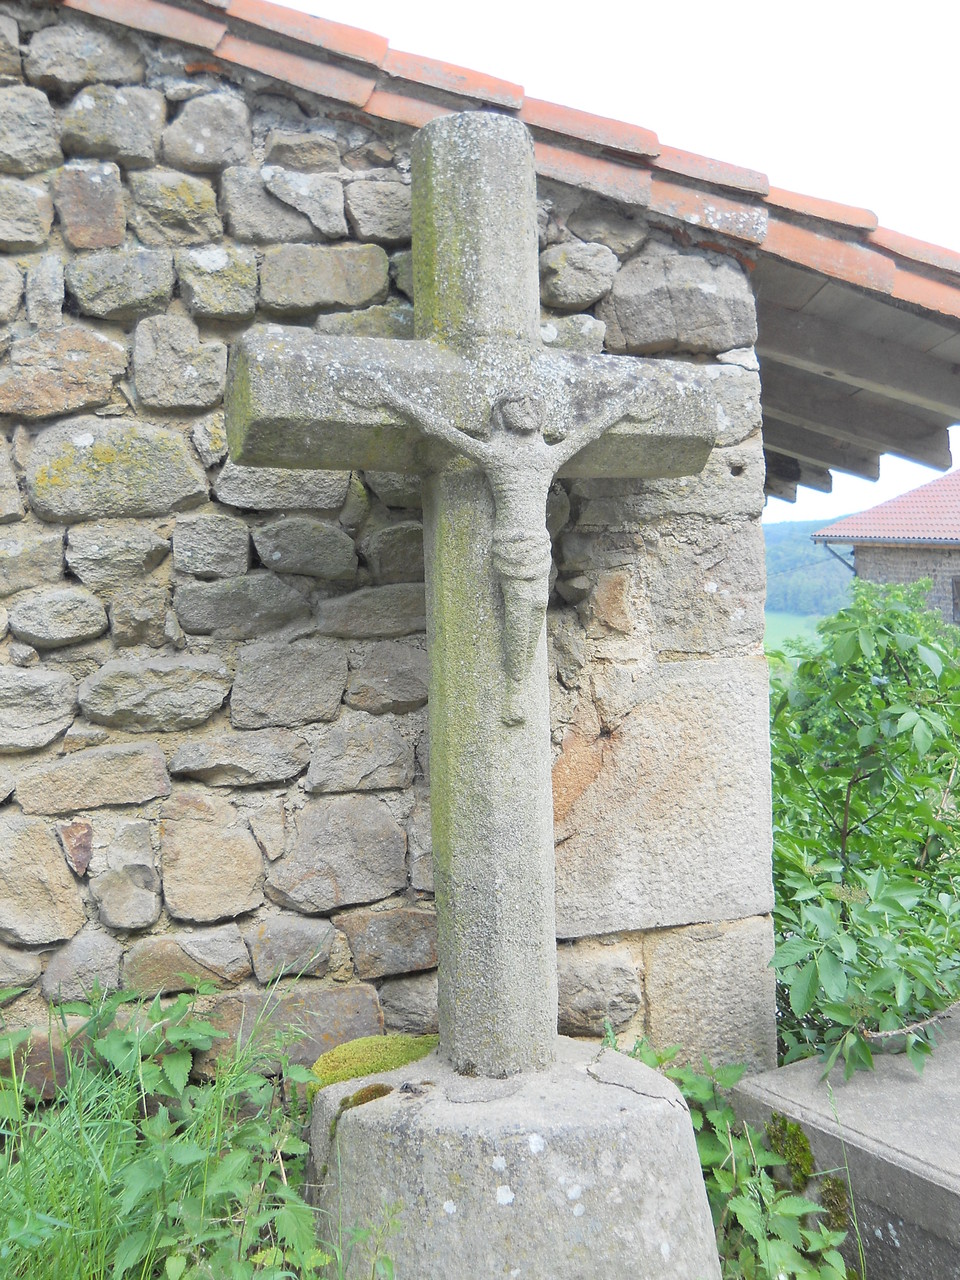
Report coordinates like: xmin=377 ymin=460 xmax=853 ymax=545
xmin=227 ymin=111 xmax=717 ymax=1077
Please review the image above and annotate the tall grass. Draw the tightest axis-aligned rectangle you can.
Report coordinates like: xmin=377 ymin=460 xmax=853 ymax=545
xmin=0 ymin=988 xmax=338 ymax=1280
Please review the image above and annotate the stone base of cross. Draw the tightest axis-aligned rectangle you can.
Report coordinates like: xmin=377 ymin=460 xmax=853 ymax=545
xmin=228 ymin=111 xmax=721 ymax=1277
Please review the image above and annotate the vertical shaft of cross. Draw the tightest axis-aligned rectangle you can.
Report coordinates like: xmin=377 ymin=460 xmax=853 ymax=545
xmin=413 ymin=114 xmax=558 ymax=1075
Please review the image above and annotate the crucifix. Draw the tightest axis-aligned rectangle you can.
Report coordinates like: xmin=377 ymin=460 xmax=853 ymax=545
xmin=227 ymin=111 xmax=716 ymax=1079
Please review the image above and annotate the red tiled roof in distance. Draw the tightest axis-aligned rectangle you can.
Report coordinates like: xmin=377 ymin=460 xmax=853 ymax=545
xmin=651 ymin=144 xmax=769 ymax=197
xmin=383 ymin=48 xmax=522 ymax=109
xmin=813 ymin=468 xmax=960 ymax=545
xmin=766 ymin=186 xmax=878 ymax=232
xmin=521 ymin=98 xmax=659 ymax=158
xmin=64 ymin=0 xmax=226 ymax=49
xmin=225 ymin=0 xmax=388 ymax=66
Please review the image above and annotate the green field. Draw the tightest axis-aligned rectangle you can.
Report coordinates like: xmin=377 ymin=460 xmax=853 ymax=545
xmin=764 ymin=611 xmax=822 ymax=651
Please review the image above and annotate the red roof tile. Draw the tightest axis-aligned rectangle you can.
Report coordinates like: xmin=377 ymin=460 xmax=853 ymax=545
xmin=764 ymin=216 xmax=896 ymax=294
xmin=383 ymin=49 xmax=522 ymax=108
xmin=766 ymin=186 xmax=878 ymax=232
xmin=648 ymin=175 xmax=767 ymax=246
xmin=520 ymin=98 xmax=659 ymax=158
xmin=651 ymin=145 xmax=768 ymax=197
xmin=64 ymin=0 xmax=226 ymax=48
xmin=225 ymin=0 xmax=388 ymax=65
xmin=533 ymin=142 xmax=652 ymax=207
xmin=364 ymin=88 xmax=450 ymax=129
xmin=814 ymin=468 xmax=960 ymax=545
xmin=215 ymin=32 xmax=375 ymax=105
xmin=869 ymin=227 xmax=960 ymax=278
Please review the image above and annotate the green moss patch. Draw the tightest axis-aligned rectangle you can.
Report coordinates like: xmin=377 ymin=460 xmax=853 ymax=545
xmin=309 ymin=1033 xmax=438 ymax=1097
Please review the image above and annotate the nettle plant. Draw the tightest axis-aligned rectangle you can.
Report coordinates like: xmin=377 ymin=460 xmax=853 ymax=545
xmin=770 ymin=580 xmax=960 ymax=1076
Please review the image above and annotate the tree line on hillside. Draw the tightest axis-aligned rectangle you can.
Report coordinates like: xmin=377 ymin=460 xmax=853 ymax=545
xmin=764 ymin=520 xmax=853 ymax=616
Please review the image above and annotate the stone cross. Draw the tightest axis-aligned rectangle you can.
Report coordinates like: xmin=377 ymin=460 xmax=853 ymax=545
xmin=227 ymin=112 xmax=716 ymax=1078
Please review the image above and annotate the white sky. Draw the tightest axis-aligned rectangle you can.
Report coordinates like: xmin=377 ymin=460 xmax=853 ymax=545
xmin=284 ymin=0 xmax=960 ymax=525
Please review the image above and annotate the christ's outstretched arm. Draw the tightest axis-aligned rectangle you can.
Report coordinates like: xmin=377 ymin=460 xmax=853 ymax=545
xmin=550 ymin=381 xmax=649 ymax=468
xmin=339 ymin=373 xmax=490 ymax=465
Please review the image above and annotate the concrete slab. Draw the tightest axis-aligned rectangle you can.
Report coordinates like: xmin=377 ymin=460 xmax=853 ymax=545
xmin=732 ymin=1009 xmax=960 ymax=1280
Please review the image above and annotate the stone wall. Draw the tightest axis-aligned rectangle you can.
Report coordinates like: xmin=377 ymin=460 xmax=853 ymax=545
xmin=855 ymin=543 xmax=960 ymax=626
xmin=0 ymin=4 xmax=775 ymax=1074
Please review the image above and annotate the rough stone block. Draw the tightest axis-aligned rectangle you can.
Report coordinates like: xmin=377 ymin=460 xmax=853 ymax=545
xmin=221 ymin=165 xmax=316 ymax=243
xmin=344 ymin=179 xmax=412 ymax=245
xmin=554 ymin=657 xmax=773 ymax=936
xmin=0 ymin=323 xmax=127 ymax=419
xmin=92 ymin=850 xmax=161 ymax=931
xmin=251 ymin=515 xmax=357 ymax=580
xmin=78 ymin=654 xmax=230 ymax=732
xmin=52 ymin=160 xmax=125 ymax=249
xmin=0 ymin=176 xmax=52 ymax=249
xmin=266 ymin=793 xmax=406 ymax=914
xmin=313 ymin=300 xmax=414 ymax=340
xmin=540 ymin=311 xmax=606 ymax=354
xmin=128 ymin=168 xmax=221 ymax=244
xmin=191 ymin=411 xmax=227 ymax=467
xmin=230 ymin=637 xmax=347 ymax=729
xmin=406 ymin=792 xmax=433 ymax=892
xmin=27 ymin=418 xmax=207 ymax=521
xmin=0 ymin=814 xmax=85 ymax=945
xmin=0 ymin=528 xmax=63 ymax=597
xmin=364 ymin=470 xmax=421 ymax=510
xmin=65 ymin=246 xmax=174 ymax=320
xmin=390 ymin=247 xmax=413 ymax=299
xmin=170 ymin=728 xmax=309 ymax=787
xmin=337 ymin=904 xmax=437 ymax=979
xmin=175 ymin=244 xmax=257 ymax=320
xmin=358 ymin=520 xmax=423 ymax=584
xmin=25 ymin=21 xmax=144 ymax=93
xmin=379 ymin=970 xmax=438 ymax=1034
xmin=567 ymin=197 xmax=648 ymax=257
xmin=41 ymin=926 xmax=122 ymax=1002
xmin=0 ymin=943 xmax=41 ymax=993
xmin=66 ymin=522 xmax=169 ymax=592
xmin=262 ymin=166 xmax=347 ymax=238
xmin=310 ymin=1040 xmax=721 ymax=1280
xmin=644 ymin=916 xmax=777 ymax=1071
xmin=133 ymin=314 xmax=227 ymax=409
xmin=539 ymin=240 xmax=618 ymax=311
xmin=304 ymin=709 xmax=414 ymax=794
xmin=173 ymin=571 xmax=310 ymax=638
xmin=598 ymin=249 xmax=757 ymax=354
xmin=244 ymin=913 xmax=336 ymax=983
xmin=345 ymin=641 xmax=428 ymax=715
xmin=313 ymin=583 xmax=426 ymax=638
xmin=703 ymin=361 xmax=764 ymax=448
xmin=0 ymin=666 xmax=76 ymax=751
xmin=109 ymin=586 xmax=169 ymax=648
xmin=26 ymin=253 xmax=63 ymax=328
xmin=162 ymin=92 xmax=251 ymax=172
xmin=173 ymin=512 xmax=249 ymax=579
xmin=0 ymin=85 xmax=61 ymax=174
xmin=0 ymin=258 xmax=22 ymax=321
xmin=8 ymin=586 xmax=107 ymax=650
xmin=0 ymin=439 xmax=22 ymax=524
xmin=214 ymin=460 xmax=349 ymax=512
xmin=57 ymin=818 xmax=93 ymax=875
xmin=61 ymin=84 xmax=164 ymax=169
xmin=16 ymin=743 xmax=171 ymax=815
xmin=199 ymin=982 xmax=383 ymax=1072
xmin=0 ymin=18 xmax=21 ymax=87
xmin=260 ymin=243 xmax=389 ymax=315
xmin=264 ymin=130 xmax=339 ymax=171
xmin=160 ymin=789 xmax=263 ymax=923
xmin=557 ymin=942 xmax=642 ymax=1036
xmin=124 ymin=924 xmax=251 ymax=994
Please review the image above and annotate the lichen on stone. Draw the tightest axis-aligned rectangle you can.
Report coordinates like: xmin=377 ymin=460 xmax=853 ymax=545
xmin=309 ymin=1031 xmax=438 ymax=1096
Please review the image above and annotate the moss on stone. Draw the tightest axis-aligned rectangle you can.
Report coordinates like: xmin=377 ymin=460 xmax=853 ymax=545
xmin=309 ymin=1032 xmax=438 ymax=1097
xmin=766 ymin=1111 xmax=814 ymax=1190
xmin=819 ymin=1173 xmax=850 ymax=1233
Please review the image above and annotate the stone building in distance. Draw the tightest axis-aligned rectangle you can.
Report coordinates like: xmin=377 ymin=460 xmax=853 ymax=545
xmin=1 ymin=0 xmax=960 ymax=1083
xmin=814 ymin=468 xmax=960 ymax=626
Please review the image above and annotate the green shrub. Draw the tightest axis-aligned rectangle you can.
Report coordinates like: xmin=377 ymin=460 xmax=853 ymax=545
xmin=769 ymin=580 xmax=960 ymax=1076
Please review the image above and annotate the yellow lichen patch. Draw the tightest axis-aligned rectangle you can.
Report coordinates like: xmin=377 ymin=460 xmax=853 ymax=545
xmin=309 ymin=1032 xmax=438 ymax=1097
